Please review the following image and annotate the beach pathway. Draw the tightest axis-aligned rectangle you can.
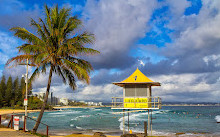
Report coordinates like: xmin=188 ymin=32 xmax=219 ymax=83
xmin=0 ymin=127 xmax=39 ymax=137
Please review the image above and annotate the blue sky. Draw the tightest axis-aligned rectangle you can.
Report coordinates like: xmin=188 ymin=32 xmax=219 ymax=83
xmin=0 ymin=0 xmax=220 ymax=103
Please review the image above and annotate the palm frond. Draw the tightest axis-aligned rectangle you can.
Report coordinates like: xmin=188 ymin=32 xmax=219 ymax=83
xmin=63 ymin=59 xmax=90 ymax=84
xmin=62 ymin=16 xmax=81 ymax=36
xmin=44 ymin=4 xmax=52 ymax=33
xmin=60 ymin=65 xmax=76 ymax=90
xmin=58 ymin=7 xmax=70 ymax=29
xmin=66 ymin=56 xmax=93 ymax=71
xmin=10 ymin=27 xmax=43 ymax=45
xmin=6 ymin=55 xmax=35 ymax=66
xmin=31 ymin=18 xmax=46 ymax=40
xmin=55 ymin=66 xmax=67 ymax=84
xmin=29 ymin=67 xmax=41 ymax=86
xmin=18 ymin=44 xmax=46 ymax=54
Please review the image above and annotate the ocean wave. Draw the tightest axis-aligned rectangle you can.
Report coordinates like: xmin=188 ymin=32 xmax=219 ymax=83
xmin=94 ymin=109 xmax=102 ymax=111
xmin=119 ymin=125 xmax=174 ymax=136
xmin=76 ymin=126 xmax=84 ymax=130
xmin=118 ymin=110 xmax=172 ymax=133
xmin=73 ymin=115 xmax=91 ymax=120
xmin=95 ymin=112 xmax=108 ymax=116
xmin=71 ymin=118 xmax=77 ymax=121
xmin=118 ymin=112 xmax=145 ymax=122
xmin=118 ymin=110 xmax=171 ymax=122
xmin=1 ymin=120 xmax=9 ymax=124
xmin=48 ymin=110 xmax=81 ymax=115
xmin=215 ymin=115 xmax=220 ymax=122
xmin=118 ymin=111 xmax=152 ymax=122
xmin=70 ymin=124 xmax=74 ymax=127
xmin=50 ymin=114 xmax=66 ymax=117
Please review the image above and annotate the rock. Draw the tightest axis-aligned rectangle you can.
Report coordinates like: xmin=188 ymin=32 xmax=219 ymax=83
xmin=93 ymin=132 xmax=107 ymax=137
xmin=120 ymin=134 xmax=138 ymax=137
xmin=136 ymin=133 xmax=146 ymax=137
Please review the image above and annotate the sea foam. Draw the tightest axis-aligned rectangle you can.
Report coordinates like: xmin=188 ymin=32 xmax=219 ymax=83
xmin=49 ymin=110 xmax=81 ymax=115
xmin=76 ymin=126 xmax=84 ymax=130
xmin=215 ymin=115 xmax=220 ymax=122
xmin=118 ymin=110 xmax=170 ymax=122
xmin=1 ymin=120 xmax=9 ymax=124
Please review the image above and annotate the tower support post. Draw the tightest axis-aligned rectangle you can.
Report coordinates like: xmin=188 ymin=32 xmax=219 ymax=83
xmin=148 ymin=109 xmax=150 ymax=135
xmin=128 ymin=109 xmax=129 ymax=132
xmin=123 ymin=109 xmax=125 ymax=134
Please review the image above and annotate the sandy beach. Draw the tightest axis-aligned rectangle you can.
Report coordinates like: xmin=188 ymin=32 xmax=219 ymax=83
xmin=0 ymin=109 xmax=41 ymax=115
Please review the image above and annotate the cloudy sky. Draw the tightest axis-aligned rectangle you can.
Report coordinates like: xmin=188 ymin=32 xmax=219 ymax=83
xmin=0 ymin=0 xmax=220 ymax=103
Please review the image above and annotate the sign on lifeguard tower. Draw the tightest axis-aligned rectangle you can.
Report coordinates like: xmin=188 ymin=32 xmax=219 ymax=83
xmin=112 ymin=68 xmax=161 ymax=109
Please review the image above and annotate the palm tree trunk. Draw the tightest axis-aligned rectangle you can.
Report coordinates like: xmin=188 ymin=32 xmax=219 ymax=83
xmin=32 ymin=66 xmax=53 ymax=133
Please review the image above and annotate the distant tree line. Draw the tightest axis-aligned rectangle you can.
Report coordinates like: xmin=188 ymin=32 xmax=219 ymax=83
xmin=0 ymin=75 xmax=26 ymax=107
xmin=0 ymin=75 xmax=53 ymax=110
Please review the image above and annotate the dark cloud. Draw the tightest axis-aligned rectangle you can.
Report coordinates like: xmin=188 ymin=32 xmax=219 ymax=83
xmin=0 ymin=1 xmax=42 ymax=31
xmin=90 ymin=54 xmax=136 ymax=70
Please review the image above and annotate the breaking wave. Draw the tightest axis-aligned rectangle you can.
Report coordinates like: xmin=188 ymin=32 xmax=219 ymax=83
xmin=215 ymin=115 xmax=220 ymax=122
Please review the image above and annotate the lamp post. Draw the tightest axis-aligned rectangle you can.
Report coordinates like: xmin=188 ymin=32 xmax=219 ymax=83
xmin=24 ymin=58 xmax=29 ymax=131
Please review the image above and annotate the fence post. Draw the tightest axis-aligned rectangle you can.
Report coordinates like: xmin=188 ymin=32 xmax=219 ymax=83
xmin=23 ymin=116 xmax=26 ymax=132
xmin=47 ymin=126 xmax=49 ymax=136
xmin=11 ymin=115 xmax=13 ymax=129
xmin=144 ymin=121 xmax=147 ymax=136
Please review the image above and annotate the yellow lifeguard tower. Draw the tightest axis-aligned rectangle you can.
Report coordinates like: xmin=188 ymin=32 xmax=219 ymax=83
xmin=112 ymin=68 xmax=161 ymax=135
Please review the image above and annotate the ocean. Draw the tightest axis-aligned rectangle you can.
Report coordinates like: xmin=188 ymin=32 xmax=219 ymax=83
xmin=5 ymin=106 xmax=220 ymax=136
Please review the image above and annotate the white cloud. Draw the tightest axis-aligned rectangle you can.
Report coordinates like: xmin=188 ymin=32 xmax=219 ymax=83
xmin=0 ymin=53 xmax=9 ymax=64
xmin=83 ymin=0 xmax=158 ymax=68
xmin=203 ymin=54 xmax=220 ymax=67
xmin=74 ymin=83 xmax=122 ymax=101
xmin=33 ymin=82 xmax=122 ymax=102
xmin=163 ymin=0 xmax=220 ymax=58
xmin=151 ymin=73 xmax=220 ymax=102
xmin=0 ymin=32 xmax=18 ymax=65
xmin=138 ymin=60 xmax=145 ymax=67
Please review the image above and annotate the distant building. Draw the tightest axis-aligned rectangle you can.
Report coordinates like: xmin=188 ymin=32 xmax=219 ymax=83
xmin=87 ymin=102 xmax=93 ymax=106
xmin=38 ymin=92 xmax=45 ymax=101
xmin=60 ymin=98 xmax=68 ymax=106
xmin=86 ymin=101 xmax=103 ymax=106
xmin=36 ymin=92 xmax=60 ymax=105
xmin=98 ymin=102 xmax=103 ymax=106
xmin=51 ymin=97 xmax=59 ymax=105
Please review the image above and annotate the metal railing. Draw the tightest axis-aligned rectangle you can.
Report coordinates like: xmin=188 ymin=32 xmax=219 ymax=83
xmin=0 ymin=114 xmax=49 ymax=137
xmin=111 ymin=97 xmax=162 ymax=109
xmin=26 ymin=116 xmax=49 ymax=136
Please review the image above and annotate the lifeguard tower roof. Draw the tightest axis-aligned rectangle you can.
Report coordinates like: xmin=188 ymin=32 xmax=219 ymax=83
xmin=113 ymin=68 xmax=160 ymax=87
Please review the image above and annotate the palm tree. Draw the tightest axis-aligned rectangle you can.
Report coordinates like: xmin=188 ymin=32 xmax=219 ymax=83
xmin=7 ymin=4 xmax=99 ymax=133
